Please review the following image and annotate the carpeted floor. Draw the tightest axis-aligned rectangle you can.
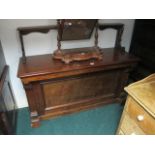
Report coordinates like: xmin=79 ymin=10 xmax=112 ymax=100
xmin=16 ymin=103 xmax=124 ymax=135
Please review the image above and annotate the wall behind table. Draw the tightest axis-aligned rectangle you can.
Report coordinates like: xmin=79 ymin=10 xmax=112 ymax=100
xmin=0 ymin=19 xmax=135 ymax=108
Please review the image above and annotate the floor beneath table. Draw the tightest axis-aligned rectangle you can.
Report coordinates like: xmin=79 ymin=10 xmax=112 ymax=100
xmin=16 ymin=103 xmax=124 ymax=135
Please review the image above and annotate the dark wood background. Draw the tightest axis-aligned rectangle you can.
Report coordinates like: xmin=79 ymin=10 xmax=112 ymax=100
xmin=129 ymin=19 xmax=155 ymax=80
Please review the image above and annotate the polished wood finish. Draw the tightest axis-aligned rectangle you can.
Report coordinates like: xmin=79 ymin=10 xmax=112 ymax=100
xmin=43 ymin=70 xmax=119 ymax=108
xmin=18 ymin=48 xmax=138 ymax=127
xmin=99 ymin=23 xmax=124 ymax=49
xmin=125 ymin=73 xmax=155 ymax=118
xmin=18 ymin=25 xmax=57 ymax=35
xmin=117 ymin=74 xmax=155 ymax=135
xmin=0 ymin=42 xmax=17 ymax=134
xmin=17 ymin=22 xmax=124 ymax=64
xmin=53 ymin=21 xmax=124 ymax=64
xmin=53 ymin=47 xmax=103 ymax=64
xmin=53 ymin=20 xmax=103 ymax=64
xmin=126 ymin=98 xmax=155 ymax=134
xmin=17 ymin=25 xmax=57 ymax=63
xmin=117 ymin=111 xmax=145 ymax=135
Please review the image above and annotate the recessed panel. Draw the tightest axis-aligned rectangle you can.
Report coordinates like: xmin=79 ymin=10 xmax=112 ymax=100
xmin=42 ymin=70 xmax=120 ymax=108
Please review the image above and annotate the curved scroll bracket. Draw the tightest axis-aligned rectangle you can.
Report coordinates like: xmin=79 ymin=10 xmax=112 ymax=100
xmin=17 ymin=25 xmax=57 ymax=63
xmin=99 ymin=23 xmax=124 ymax=50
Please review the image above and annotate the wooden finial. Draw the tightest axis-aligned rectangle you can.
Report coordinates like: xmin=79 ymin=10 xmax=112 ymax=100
xmin=94 ymin=20 xmax=100 ymax=51
xmin=54 ymin=19 xmax=63 ymax=55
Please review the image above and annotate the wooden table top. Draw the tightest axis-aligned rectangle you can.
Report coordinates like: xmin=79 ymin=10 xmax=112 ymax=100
xmin=125 ymin=73 xmax=155 ymax=118
xmin=18 ymin=48 xmax=139 ymax=78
